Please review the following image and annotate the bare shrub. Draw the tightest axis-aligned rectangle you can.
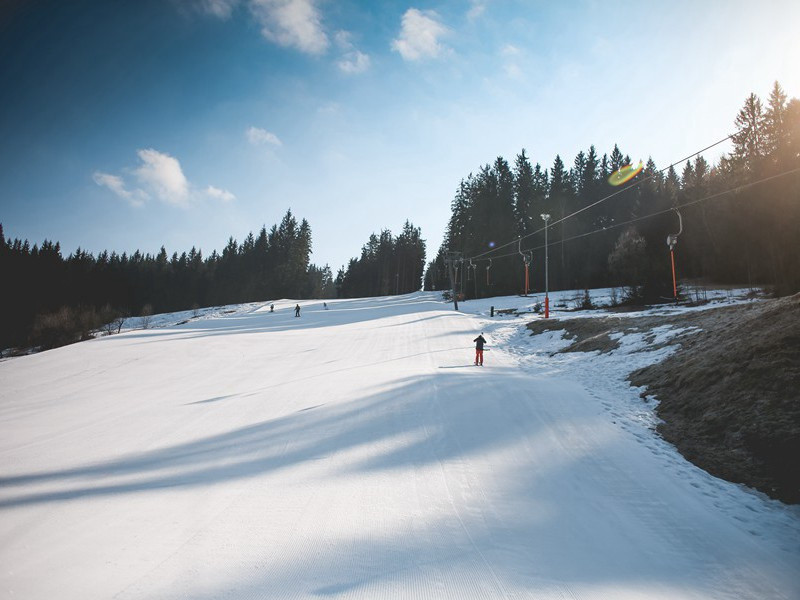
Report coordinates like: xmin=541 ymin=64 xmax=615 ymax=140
xmin=99 ymin=305 xmax=127 ymax=335
xmin=31 ymin=306 xmax=102 ymax=350
xmin=78 ymin=306 xmax=99 ymax=340
xmin=580 ymin=288 xmax=594 ymax=310
xmin=140 ymin=304 xmax=154 ymax=329
xmin=101 ymin=305 xmax=117 ymax=335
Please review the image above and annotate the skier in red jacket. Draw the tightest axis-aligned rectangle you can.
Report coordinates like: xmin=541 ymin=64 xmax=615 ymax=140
xmin=474 ymin=333 xmax=486 ymax=366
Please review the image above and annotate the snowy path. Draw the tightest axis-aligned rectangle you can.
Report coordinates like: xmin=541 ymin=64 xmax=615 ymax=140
xmin=1 ymin=293 xmax=798 ymax=599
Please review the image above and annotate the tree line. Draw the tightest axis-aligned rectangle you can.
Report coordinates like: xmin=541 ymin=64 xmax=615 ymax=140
xmin=425 ymin=81 xmax=800 ymax=302
xmin=0 ymin=209 xmax=335 ymax=350
xmin=335 ymin=221 xmax=426 ymax=298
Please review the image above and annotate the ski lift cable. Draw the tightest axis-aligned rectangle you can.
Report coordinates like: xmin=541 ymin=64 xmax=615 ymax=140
xmin=464 ymin=165 xmax=800 ymax=261
xmin=465 ymin=133 xmax=735 ymax=262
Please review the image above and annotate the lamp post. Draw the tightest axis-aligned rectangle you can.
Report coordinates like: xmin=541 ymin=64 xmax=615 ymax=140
xmin=541 ymin=213 xmax=551 ymax=318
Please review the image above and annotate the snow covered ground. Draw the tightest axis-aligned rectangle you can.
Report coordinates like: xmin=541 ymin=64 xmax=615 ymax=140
xmin=1 ymin=291 xmax=798 ymax=599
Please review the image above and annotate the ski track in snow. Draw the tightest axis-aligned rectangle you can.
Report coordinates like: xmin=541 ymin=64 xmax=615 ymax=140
xmin=1 ymin=291 xmax=798 ymax=599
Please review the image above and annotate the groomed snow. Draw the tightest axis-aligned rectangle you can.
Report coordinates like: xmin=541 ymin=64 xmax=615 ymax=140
xmin=1 ymin=291 xmax=798 ymax=599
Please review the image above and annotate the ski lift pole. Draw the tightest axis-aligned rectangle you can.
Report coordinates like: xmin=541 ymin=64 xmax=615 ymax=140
xmin=666 ymin=209 xmax=683 ymax=301
xmin=445 ymin=251 xmax=461 ymax=310
xmin=518 ymin=240 xmax=531 ymax=296
xmin=525 ymin=253 xmax=532 ymax=296
xmin=541 ymin=213 xmax=551 ymax=318
xmin=469 ymin=258 xmax=477 ymax=298
xmin=670 ymin=249 xmax=677 ymax=299
xmin=459 ymin=257 xmax=464 ymax=301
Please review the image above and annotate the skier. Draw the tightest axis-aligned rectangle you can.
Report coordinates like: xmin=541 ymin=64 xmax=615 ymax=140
xmin=473 ymin=333 xmax=487 ymax=366
xmin=323 ymin=302 xmax=328 ymax=310
xmin=270 ymin=303 xmax=274 ymax=313
xmin=294 ymin=304 xmax=301 ymax=317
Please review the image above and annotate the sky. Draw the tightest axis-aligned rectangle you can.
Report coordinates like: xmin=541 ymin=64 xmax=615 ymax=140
xmin=1 ymin=0 xmax=799 ymax=272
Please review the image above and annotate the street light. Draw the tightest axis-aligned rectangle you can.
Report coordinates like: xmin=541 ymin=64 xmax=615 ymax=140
xmin=541 ymin=214 xmax=551 ymax=318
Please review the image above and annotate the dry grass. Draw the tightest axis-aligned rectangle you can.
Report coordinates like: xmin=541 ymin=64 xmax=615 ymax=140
xmin=527 ymin=295 xmax=800 ymax=504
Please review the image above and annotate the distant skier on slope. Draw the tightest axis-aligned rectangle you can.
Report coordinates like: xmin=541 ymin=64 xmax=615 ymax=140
xmin=295 ymin=304 xmax=301 ymax=317
xmin=473 ymin=333 xmax=487 ymax=366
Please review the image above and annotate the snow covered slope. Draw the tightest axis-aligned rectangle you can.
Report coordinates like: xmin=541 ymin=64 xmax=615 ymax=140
xmin=1 ymin=293 xmax=798 ymax=599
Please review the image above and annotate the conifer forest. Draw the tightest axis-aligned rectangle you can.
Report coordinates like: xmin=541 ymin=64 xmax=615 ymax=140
xmin=425 ymin=82 xmax=800 ymax=303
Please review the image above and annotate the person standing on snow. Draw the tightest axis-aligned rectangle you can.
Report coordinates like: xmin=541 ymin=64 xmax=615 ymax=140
xmin=294 ymin=304 xmax=301 ymax=317
xmin=473 ymin=333 xmax=487 ymax=366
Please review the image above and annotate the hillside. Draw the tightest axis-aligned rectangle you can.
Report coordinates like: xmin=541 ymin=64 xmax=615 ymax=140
xmin=1 ymin=292 xmax=798 ymax=599
xmin=629 ymin=294 xmax=800 ymax=504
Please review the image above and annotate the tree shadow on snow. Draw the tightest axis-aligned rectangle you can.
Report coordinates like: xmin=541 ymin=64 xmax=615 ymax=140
xmin=0 ymin=365 xmax=766 ymax=598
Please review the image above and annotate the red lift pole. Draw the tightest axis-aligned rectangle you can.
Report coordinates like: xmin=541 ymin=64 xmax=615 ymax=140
xmin=519 ymin=240 xmax=531 ymax=296
xmin=542 ymin=213 xmax=551 ymax=318
xmin=667 ymin=209 xmax=683 ymax=301
xmin=670 ymin=248 xmax=678 ymax=299
xmin=525 ymin=262 xmax=529 ymax=296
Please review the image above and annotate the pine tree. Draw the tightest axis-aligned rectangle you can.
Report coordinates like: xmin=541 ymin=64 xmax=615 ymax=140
xmin=731 ymin=92 xmax=767 ymax=176
xmin=513 ymin=150 xmax=535 ymax=236
xmin=610 ymin=144 xmax=625 ymax=173
xmin=763 ymin=81 xmax=790 ymax=171
xmin=548 ymin=154 xmax=572 ymax=289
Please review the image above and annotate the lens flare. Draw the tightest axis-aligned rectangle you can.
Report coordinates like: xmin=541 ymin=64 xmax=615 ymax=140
xmin=608 ymin=160 xmax=643 ymax=186
xmin=488 ymin=241 xmax=496 ymax=248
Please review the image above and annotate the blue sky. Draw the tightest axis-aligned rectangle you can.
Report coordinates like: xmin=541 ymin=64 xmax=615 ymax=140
xmin=1 ymin=0 xmax=799 ymax=272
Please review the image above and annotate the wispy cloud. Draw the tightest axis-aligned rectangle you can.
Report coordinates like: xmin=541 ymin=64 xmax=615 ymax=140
xmin=335 ymin=30 xmax=370 ymax=74
xmin=392 ymin=8 xmax=449 ymax=62
xmin=205 ymin=185 xmax=236 ymax=202
xmin=467 ymin=0 xmax=488 ymax=20
xmin=317 ymin=102 xmax=340 ymax=115
xmin=501 ymin=44 xmax=521 ymax=57
xmin=94 ymin=149 xmax=231 ymax=208
xmin=197 ymin=0 xmax=239 ymax=19
xmin=246 ymin=126 xmax=282 ymax=146
xmin=93 ymin=172 xmax=146 ymax=208
xmin=249 ymin=0 xmax=328 ymax=55
xmin=500 ymin=44 xmax=525 ymax=80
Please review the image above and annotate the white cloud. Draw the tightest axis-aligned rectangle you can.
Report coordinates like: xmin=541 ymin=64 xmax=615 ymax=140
xmin=501 ymin=44 xmax=521 ymax=57
xmin=334 ymin=30 xmax=370 ymax=74
xmin=338 ymin=50 xmax=370 ymax=73
xmin=206 ymin=185 xmax=236 ymax=202
xmin=467 ymin=1 xmax=487 ymax=20
xmin=94 ymin=150 xmax=232 ymax=209
xmin=198 ymin=0 xmax=239 ymax=19
xmin=249 ymin=0 xmax=328 ymax=55
xmin=134 ymin=149 xmax=190 ymax=207
xmin=246 ymin=126 xmax=282 ymax=146
xmin=499 ymin=44 xmax=525 ymax=80
xmin=93 ymin=172 xmax=146 ymax=208
xmin=392 ymin=8 xmax=449 ymax=61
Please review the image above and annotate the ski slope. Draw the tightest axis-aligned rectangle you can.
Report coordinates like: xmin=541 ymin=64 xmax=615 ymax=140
xmin=1 ymin=292 xmax=798 ymax=599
